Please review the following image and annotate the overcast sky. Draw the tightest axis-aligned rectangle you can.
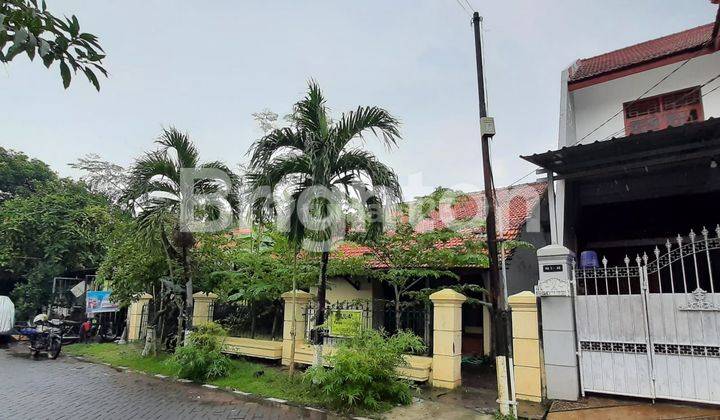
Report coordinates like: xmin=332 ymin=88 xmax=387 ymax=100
xmin=2 ymin=0 xmax=717 ymax=200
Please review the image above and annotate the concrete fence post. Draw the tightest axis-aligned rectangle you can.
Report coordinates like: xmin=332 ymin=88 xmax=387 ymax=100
xmin=536 ymin=244 xmax=580 ymax=401
xmin=430 ymin=288 xmax=466 ymax=389
xmin=508 ymin=291 xmax=542 ymax=402
xmin=192 ymin=292 xmax=218 ymax=326
xmin=281 ymin=290 xmax=313 ymax=366
xmin=127 ymin=293 xmax=152 ymax=341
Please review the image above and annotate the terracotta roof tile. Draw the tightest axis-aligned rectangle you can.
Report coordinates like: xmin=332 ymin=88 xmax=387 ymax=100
xmin=230 ymin=182 xmax=547 ymax=267
xmin=569 ymin=23 xmax=715 ymax=83
xmin=337 ymin=181 xmax=547 ymax=262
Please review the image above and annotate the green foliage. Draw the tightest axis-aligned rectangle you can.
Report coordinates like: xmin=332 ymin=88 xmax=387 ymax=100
xmin=0 ymin=147 xmax=56 ymax=201
xmin=494 ymin=411 xmax=517 ymax=420
xmin=0 ymin=179 xmax=114 ymax=316
xmin=95 ymin=215 xmax=172 ymax=305
xmin=0 ymin=0 xmax=107 ymax=89
xmin=192 ymin=232 xmax=235 ymax=293
xmin=122 ymin=128 xmax=242 ymax=319
xmin=244 ymin=82 xmax=404 ymax=332
xmin=212 ymin=231 xmax=317 ymax=303
xmin=349 ymin=221 xmax=488 ymax=306
xmin=167 ymin=322 xmax=231 ymax=381
xmin=66 ymin=342 xmax=326 ymax=407
xmin=304 ymin=329 xmax=425 ymax=411
xmin=411 ymin=186 xmax=468 ymax=223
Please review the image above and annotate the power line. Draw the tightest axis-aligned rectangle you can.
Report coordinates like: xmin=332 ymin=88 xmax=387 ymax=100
xmin=463 ymin=0 xmax=477 ymax=13
xmin=574 ymin=58 xmax=693 ymax=145
xmin=507 ymin=57 xmax=715 ymax=188
xmin=453 ymin=0 xmax=471 ymax=17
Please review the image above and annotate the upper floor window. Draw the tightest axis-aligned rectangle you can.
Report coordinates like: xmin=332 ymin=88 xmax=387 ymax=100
xmin=623 ymin=87 xmax=704 ymax=136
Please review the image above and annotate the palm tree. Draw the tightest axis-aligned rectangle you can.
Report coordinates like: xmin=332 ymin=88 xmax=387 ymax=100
xmin=245 ymin=81 xmax=403 ymax=360
xmin=123 ymin=127 xmax=240 ymax=335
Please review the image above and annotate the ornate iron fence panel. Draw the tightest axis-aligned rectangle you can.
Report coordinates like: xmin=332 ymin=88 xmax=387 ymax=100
xmin=574 ymin=226 xmax=720 ymax=405
xmin=304 ymin=299 xmax=433 ymax=354
xmin=212 ymin=300 xmax=284 ymax=341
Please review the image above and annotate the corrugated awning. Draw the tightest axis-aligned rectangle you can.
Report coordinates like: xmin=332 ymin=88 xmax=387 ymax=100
xmin=521 ymin=118 xmax=720 ymax=180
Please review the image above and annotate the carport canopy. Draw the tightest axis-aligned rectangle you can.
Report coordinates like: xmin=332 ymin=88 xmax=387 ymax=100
xmin=521 ymin=118 xmax=720 ymax=180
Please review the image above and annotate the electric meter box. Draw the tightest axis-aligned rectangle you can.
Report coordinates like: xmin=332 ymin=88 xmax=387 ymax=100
xmin=480 ymin=117 xmax=495 ymax=137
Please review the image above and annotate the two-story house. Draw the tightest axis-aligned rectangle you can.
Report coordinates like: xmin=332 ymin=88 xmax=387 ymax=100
xmin=525 ymin=7 xmax=720 ymax=259
xmin=522 ymin=4 xmax=720 ymax=406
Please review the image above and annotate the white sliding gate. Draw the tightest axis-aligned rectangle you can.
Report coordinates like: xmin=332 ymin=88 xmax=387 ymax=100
xmin=574 ymin=227 xmax=720 ymax=405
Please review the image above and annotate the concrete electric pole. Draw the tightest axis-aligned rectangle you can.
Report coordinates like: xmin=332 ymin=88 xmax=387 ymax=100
xmin=471 ymin=11 xmax=515 ymax=416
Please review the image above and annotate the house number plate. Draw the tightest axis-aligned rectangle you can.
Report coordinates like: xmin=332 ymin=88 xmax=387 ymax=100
xmin=543 ymin=264 xmax=564 ymax=273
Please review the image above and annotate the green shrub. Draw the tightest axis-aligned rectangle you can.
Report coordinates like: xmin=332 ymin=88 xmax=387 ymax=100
xmin=304 ymin=328 xmax=425 ymax=411
xmin=167 ymin=322 xmax=231 ymax=381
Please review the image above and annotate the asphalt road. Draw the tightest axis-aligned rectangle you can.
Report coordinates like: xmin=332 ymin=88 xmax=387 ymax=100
xmin=0 ymin=344 xmax=333 ymax=420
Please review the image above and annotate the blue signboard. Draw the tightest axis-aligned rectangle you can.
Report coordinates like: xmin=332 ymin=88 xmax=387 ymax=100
xmin=86 ymin=291 xmax=119 ymax=314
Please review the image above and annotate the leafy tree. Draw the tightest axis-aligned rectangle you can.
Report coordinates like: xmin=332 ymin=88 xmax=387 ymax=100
xmin=0 ymin=179 xmax=113 ymax=317
xmin=413 ymin=186 xmax=465 ymax=219
xmin=69 ymin=154 xmax=129 ymax=205
xmin=350 ymin=221 xmax=488 ymax=331
xmin=95 ymin=215 xmax=170 ymax=306
xmin=122 ymin=128 xmax=241 ymax=332
xmin=0 ymin=0 xmax=107 ymax=89
xmin=245 ymin=81 xmax=403 ymax=356
xmin=0 ymin=146 xmax=56 ymax=201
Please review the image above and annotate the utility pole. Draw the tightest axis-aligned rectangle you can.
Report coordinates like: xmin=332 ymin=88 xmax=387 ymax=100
xmin=472 ymin=11 xmax=515 ymax=416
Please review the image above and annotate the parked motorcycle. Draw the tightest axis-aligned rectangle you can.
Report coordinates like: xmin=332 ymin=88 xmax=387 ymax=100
xmin=17 ymin=315 xmax=65 ymax=359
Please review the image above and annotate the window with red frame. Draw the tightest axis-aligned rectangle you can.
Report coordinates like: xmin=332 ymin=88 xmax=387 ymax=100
xmin=623 ymin=87 xmax=704 ymax=136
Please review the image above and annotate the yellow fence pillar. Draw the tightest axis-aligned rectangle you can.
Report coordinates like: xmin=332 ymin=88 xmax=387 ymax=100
xmin=127 ymin=293 xmax=152 ymax=341
xmin=508 ymin=291 xmax=542 ymax=402
xmin=192 ymin=292 xmax=218 ymax=326
xmin=430 ymin=288 xmax=466 ymax=389
xmin=281 ymin=290 xmax=313 ymax=366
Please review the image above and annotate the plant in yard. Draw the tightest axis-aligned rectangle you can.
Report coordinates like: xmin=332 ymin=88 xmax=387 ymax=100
xmin=167 ymin=322 xmax=231 ymax=381
xmin=0 ymin=0 xmax=107 ymax=89
xmin=245 ymin=81 xmax=403 ymax=365
xmin=122 ymin=128 xmax=240 ymax=339
xmin=349 ymin=221 xmax=488 ymax=332
xmin=304 ymin=328 xmax=425 ymax=411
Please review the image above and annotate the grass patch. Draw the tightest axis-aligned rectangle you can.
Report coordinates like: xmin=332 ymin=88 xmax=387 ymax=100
xmin=65 ymin=343 xmax=175 ymax=376
xmin=65 ymin=343 xmax=325 ymax=407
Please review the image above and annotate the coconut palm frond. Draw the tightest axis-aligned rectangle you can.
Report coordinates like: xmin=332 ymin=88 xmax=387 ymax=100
xmin=333 ymin=149 xmax=402 ymax=200
xmin=333 ymin=105 xmax=401 ymax=152
xmin=291 ymin=80 xmax=328 ymax=136
xmin=157 ymin=127 xmax=199 ymax=169
xmin=248 ymin=128 xmax=306 ymax=170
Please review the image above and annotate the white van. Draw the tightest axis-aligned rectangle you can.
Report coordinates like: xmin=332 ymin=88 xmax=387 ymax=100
xmin=0 ymin=296 xmax=15 ymax=335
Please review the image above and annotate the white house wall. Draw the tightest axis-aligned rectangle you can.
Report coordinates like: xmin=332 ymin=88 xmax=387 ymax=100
xmin=550 ymin=50 xmax=720 ymax=248
xmin=570 ymin=51 xmax=720 ymax=146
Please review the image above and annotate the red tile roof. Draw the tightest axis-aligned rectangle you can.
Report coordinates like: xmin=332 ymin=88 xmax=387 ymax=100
xmin=568 ymin=23 xmax=716 ymax=83
xmin=231 ymin=182 xmax=547 ymax=265
xmin=336 ymin=182 xmax=547 ymax=261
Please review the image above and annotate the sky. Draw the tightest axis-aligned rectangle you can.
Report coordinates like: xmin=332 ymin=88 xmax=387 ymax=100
xmin=1 ymin=0 xmax=717 ymax=200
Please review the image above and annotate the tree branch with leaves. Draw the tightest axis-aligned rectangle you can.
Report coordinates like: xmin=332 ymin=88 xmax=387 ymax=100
xmin=0 ymin=0 xmax=107 ymax=89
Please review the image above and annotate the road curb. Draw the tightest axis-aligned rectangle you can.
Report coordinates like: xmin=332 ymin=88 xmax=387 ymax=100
xmin=70 ymin=354 xmax=339 ymax=417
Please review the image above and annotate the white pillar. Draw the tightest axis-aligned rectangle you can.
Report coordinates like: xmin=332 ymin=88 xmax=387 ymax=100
xmin=535 ymin=244 xmax=579 ymax=401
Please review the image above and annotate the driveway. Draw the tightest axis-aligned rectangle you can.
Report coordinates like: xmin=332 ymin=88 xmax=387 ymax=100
xmin=0 ymin=344 xmax=334 ymax=420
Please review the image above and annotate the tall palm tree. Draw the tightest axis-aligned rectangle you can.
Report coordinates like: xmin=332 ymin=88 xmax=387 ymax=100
xmin=245 ymin=81 xmax=403 ymax=354
xmin=123 ymin=127 xmax=240 ymax=333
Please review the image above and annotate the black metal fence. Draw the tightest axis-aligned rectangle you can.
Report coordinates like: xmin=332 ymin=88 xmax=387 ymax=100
xmin=304 ymin=299 xmax=433 ymax=355
xmin=212 ymin=300 xmax=284 ymax=341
